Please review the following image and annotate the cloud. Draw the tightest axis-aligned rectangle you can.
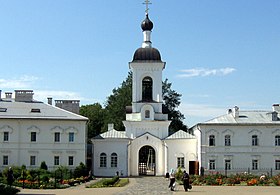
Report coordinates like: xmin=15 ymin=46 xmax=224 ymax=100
xmin=0 ymin=75 xmax=39 ymax=88
xmin=177 ymin=67 xmax=236 ymax=78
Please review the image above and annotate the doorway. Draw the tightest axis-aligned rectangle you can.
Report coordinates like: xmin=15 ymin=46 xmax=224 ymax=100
xmin=138 ymin=145 xmax=156 ymax=176
xmin=189 ymin=161 xmax=199 ymax=175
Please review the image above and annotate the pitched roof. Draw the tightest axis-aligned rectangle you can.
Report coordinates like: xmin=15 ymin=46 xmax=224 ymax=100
xmin=94 ymin=129 xmax=128 ymax=139
xmin=0 ymin=101 xmax=88 ymax=121
xmin=165 ymin=130 xmax=196 ymax=140
xmin=200 ymin=110 xmax=279 ymax=125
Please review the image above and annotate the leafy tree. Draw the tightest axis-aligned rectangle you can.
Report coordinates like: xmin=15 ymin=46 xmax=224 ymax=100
xmin=80 ymin=103 xmax=105 ymax=141
xmin=40 ymin=161 xmax=48 ymax=170
xmin=103 ymin=72 xmax=132 ymax=132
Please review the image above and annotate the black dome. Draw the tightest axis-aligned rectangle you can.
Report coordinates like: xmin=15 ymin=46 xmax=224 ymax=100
xmin=141 ymin=14 xmax=153 ymax=31
xmin=132 ymin=47 xmax=162 ymax=62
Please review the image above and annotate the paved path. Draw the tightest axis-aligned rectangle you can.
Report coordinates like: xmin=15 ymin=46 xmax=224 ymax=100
xmin=17 ymin=177 xmax=280 ymax=195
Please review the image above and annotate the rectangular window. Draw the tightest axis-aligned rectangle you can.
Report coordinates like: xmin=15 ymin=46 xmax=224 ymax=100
xmin=3 ymin=155 xmax=8 ymax=165
xmin=209 ymin=135 xmax=215 ymax=146
xmin=30 ymin=156 xmax=36 ymax=166
xmin=100 ymin=154 xmax=107 ymax=168
xmin=69 ymin=132 xmax=74 ymax=142
xmin=54 ymin=132 xmax=60 ymax=142
xmin=177 ymin=157 xmax=185 ymax=168
xmin=3 ymin=132 xmax=9 ymax=141
xmin=225 ymin=160 xmax=231 ymax=170
xmin=252 ymin=160 xmax=258 ymax=170
xmin=54 ymin=156 xmax=60 ymax=166
xmin=275 ymin=136 xmax=280 ymax=146
xmin=275 ymin=160 xmax=280 ymax=170
xmin=252 ymin=135 xmax=258 ymax=146
xmin=225 ymin=135 xmax=231 ymax=146
xmin=31 ymin=132 xmax=36 ymax=142
xmin=68 ymin=156 xmax=74 ymax=166
xmin=209 ymin=160 xmax=216 ymax=170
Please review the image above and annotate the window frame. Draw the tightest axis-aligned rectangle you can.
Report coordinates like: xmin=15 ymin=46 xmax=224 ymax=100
xmin=111 ymin=153 xmax=118 ymax=168
xmin=31 ymin=132 xmax=37 ymax=142
xmin=68 ymin=156 xmax=74 ymax=166
xmin=275 ymin=160 xmax=280 ymax=170
xmin=3 ymin=131 xmax=9 ymax=142
xmin=54 ymin=156 xmax=60 ymax=166
xmin=225 ymin=135 xmax=231 ymax=146
xmin=209 ymin=135 xmax=215 ymax=146
xmin=54 ymin=132 xmax=60 ymax=142
xmin=30 ymin=156 xmax=36 ymax=166
xmin=177 ymin=157 xmax=185 ymax=168
xmin=252 ymin=159 xmax=258 ymax=170
xmin=100 ymin=153 xmax=107 ymax=168
xmin=275 ymin=135 xmax=280 ymax=146
xmin=3 ymin=155 xmax=8 ymax=166
xmin=225 ymin=159 xmax=231 ymax=170
xmin=252 ymin=135 xmax=259 ymax=146
xmin=209 ymin=160 xmax=216 ymax=170
xmin=69 ymin=132 xmax=74 ymax=142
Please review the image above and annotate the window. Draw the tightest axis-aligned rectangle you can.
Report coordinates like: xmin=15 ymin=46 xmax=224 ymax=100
xmin=31 ymin=132 xmax=36 ymax=142
xmin=252 ymin=135 xmax=258 ymax=146
xmin=68 ymin=156 xmax=74 ymax=166
xmin=177 ymin=157 xmax=185 ymax=168
xmin=142 ymin=77 xmax=153 ymax=101
xmin=69 ymin=132 xmax=74 ymax=142
xmin=54 ymin=132 xmax=60 ymax=142
xmin=111 ymin=153 xmax=118 ymax=168
xmin=275 ymin=135 xmax=280 ymax=146
xmin=3 ymin=132 xmax=9 ymax=141
xmin=225 ymin=160 xmax=231 ymax=170
xmin=225 ymin=135 xmax=231 ymax=146
xmin=54 ymin=156 xmax=60 ymax=166
xmin=209 ymin=135 xmax=215 ymax=146
xmin=275 ymin=160 xmax=280 ymax=170
xmin=3 ymin=156 xmax=8 ymax=165
xmin=145 ymin=110 xmax=150 ymax=118
xmin=30 ymin=156 xmax=36 ymax=166
xmin=252 ymin=160 xmax=258 ymax=170
xmin=100 ymin=153 xmax=107 ymax=168
xmin=209 ymin=160 xmax=216 ymax=170
xmin=31 ymin=108 xmax=40 ymax=113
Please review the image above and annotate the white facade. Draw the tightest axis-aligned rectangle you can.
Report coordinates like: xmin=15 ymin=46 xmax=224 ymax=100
xmin=91 ymin=13 xmax=198 ymax=177
xmin=0 ymin=90 xmax=88 ymax=171
xmin=193 ymin=105 xmax=280 ymax=176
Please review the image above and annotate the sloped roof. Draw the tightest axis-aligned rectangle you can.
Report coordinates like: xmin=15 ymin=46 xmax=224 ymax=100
xmin=200 ymin=110 xmax=279 ymax=125
xmin=94 ymin=129 xmax=128 ymax=139
xmin=165 ymin=130 xmax=196 ymax=140
xmin=0 ymin=101 xmax=88 ymax=121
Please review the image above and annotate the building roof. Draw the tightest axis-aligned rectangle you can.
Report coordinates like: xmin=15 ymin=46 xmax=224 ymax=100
xmin=132 ymin=47 xmax=162 ymax=62
xmin=93 ymin=129 xmax=128 ymax=139
xmin=165 ymin=130 xmax=196 ymax=140
xmin=0 ymin=100 xmax=88 ymax=121
xmin=200 ymin=110 xmax=280 ymax=125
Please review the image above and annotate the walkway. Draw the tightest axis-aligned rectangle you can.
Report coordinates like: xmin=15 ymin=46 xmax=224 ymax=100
xmin=17 ymin=177 xmax=280 ymax=195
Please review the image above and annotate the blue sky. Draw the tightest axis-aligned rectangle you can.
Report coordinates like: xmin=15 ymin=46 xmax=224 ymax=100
xmin=1 ymin=0 xmax=280 ymax=127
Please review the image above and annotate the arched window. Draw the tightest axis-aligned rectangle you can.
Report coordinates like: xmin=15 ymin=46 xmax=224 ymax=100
xmin=252 ymin=135 xmax=258 ymax=146
xmin=142 ymin=77 xmax=153 ymax=101
xmin=100 ymin=153 xmax=107 ymax=168
xmin=225 ymin=135 xmax=231 ymax=146
xmin=275 ymin=135 xmax=280 ymax=146
xmin=111 ymin=153 xmax=118 ymax=168
xmin=209 ymin=135 xmax=215 ymax=146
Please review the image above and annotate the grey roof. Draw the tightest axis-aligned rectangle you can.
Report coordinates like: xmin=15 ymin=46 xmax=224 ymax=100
xmin=94 ymin=129 xmax=128 ymax=139
xmin=165 ymin=130 xmax=196 ymax=140
xmin=200 ymin=110 xmax=279 ymax=125
xmin=0 ymin=100 xmax=88 ymax=121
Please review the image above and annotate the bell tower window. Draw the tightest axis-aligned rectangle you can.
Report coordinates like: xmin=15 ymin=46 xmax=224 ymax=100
xmin=142 ymin=76 xmax=153 ymax=101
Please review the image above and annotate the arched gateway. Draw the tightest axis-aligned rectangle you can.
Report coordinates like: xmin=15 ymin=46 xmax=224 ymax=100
xmin=138 ymin=145 xmax=156 ymax=176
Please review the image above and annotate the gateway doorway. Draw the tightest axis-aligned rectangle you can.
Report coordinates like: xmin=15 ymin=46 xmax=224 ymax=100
xmin=138 ymin=145 xmax=156 ymax=176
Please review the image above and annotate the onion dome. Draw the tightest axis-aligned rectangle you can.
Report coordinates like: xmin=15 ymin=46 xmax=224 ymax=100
xmin=141 ymin=14 xmax=153 ymax=31
xmin=132 ymin=47 xmax=161 ymax=62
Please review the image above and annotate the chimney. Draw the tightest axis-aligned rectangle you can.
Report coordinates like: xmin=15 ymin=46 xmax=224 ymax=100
xmin=15 ymin=90 xmax=34 ymax=102
xmin=108 ymin=124 xmax=114 ymax=131
xmin=5 ymin=92 xmax=12 ymax=99
xmin=47 ymin=97 xmax=53 ymax=105
xmin=272 ymin=104 xmax=280 ymax=112
xmin=233 ymin=106 xmax=239 ymax=118
xmin=55 ymin=100 xmax=80 ymax=114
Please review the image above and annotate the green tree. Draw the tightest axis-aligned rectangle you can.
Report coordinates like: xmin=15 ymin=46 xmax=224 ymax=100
xmin=103 ymin=72 xmax=132 ymax=132
xmin=80 ymin=103 xmax=105 ymax=141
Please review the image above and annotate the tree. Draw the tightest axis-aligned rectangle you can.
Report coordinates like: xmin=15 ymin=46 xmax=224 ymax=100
xmin=80 ymin=103 xmax=105 ymax=141
xmin=103 ymin=72 xmax=132 ymax=132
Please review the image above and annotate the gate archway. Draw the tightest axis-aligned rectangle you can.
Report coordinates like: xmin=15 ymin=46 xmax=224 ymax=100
xmin=138 ymin=145 xmax=156 ymax=176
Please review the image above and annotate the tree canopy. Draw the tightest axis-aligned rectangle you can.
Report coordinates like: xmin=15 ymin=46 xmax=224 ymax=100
xmin=80 ymin=71 xmax=188 ymax=140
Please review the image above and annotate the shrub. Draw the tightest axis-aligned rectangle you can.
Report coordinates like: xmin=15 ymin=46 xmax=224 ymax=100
xmin=0 ymin=183 xmax=20 ymax=195
xmin=40 ymin=161 xmax=48 ymax=170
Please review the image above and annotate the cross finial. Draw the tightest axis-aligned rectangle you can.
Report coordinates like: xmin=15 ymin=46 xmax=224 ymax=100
xmin=143 ymin=0 xmax=152 ymax=15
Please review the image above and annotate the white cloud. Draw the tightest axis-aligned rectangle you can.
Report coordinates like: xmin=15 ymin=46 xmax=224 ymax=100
xmin=0 ymin=75 xmax=39 ymax=88
xmin=177 ymin=67 xmax=236 ymax=78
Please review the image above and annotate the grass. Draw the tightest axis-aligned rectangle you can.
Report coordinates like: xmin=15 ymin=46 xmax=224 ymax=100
xmin=86 ymin=177 xmax=129 ymax=188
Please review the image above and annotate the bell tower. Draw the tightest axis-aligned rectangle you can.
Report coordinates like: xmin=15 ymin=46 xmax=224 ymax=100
xmin=123 ymin=3 xmax=170 ymax=139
